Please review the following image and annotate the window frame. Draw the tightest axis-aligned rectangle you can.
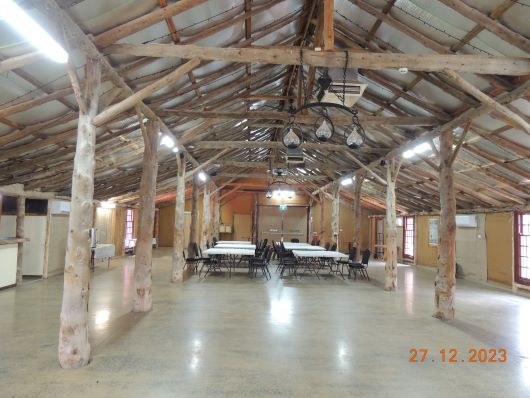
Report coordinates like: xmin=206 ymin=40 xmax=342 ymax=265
xmin=403 ymin=215 xmax=415 ymax=260
xmin=124 ymin=208 xmax=135 ymax=249
xmin=514 ymin=211 xmax=530 ymax=286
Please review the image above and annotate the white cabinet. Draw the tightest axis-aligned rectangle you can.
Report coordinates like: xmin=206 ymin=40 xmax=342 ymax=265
xmin=0 ymin=244 xmax=17 ymax=288
xmin=22 ymin=216 xmax=47 ymax=276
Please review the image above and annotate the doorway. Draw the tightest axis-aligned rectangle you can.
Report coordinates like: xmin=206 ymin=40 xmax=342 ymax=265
xmin=403 ymin=216 xmax=415 ymax=260
xmin=258 ymin=205 xmax=308 ymax=243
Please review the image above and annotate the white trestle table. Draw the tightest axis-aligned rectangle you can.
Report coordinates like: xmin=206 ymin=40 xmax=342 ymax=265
xmin=292 ymin=250 xmax=348 ymax=279
xmin=204 ymin=247 xmax=255 ymax=277
xmin=215 ymin=243 xmax=256 ymax=250
xmin=283 ymin=243 xmax=325 ymax=251
xmin=217 ymin=241 xmax=251 ymax=245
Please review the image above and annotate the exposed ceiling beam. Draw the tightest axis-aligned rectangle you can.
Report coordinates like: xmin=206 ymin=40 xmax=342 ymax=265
xmin=437 ymin=0 xmax=530 ymax=54
xmin=105 ymin=43 xmax=530 ymax=75
xmin=92 ymin=0 xmax=209 ymax=47
xmin=444 ymin=69 xmax=530 ymax=133
xmin=159 ymin=110 xmax=440 ymax=126
xmin=0 ymin=51 xmax=43 ymax=74
xmin=194 ymin=140 xmax=385 ymax=152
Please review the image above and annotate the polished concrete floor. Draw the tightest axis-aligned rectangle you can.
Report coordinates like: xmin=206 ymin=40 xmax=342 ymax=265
xmin=1 ymin=248 xmax=529 ymax=397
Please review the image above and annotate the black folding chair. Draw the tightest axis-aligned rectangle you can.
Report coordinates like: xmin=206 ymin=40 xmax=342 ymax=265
xmin=195 ymin=242 xmax=221 ymax=277
xmin=337 ymin=246 xmax=357 ymax=274
xmin=250 ymin=246 xmax=272 ymax=279
xmin=183 ymin=249 xmax=200 ymax=273
xmin=277 ymin=243 xmax=298 ymax=277
xmin=349 ymin=250 xmax=371 ymax=280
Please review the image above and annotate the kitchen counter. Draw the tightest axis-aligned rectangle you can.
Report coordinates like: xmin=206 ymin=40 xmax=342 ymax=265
xmin=0 ymin=237 xmax=25 ymax=245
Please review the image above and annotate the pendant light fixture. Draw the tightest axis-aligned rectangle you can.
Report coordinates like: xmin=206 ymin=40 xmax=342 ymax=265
xmin=280 ymin=48 xmax=367 ymax=150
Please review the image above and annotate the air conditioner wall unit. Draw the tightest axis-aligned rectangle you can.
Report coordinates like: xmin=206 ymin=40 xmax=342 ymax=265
xmin=321 ymin=82 xmax=367 ymax=107
xmin=51 ymin=200 xmax=70 ymax=215
xmin=456 ymin=215 xmax=477 ymax=228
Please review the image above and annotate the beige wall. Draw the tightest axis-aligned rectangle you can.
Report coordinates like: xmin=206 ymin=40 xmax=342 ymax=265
xmin=416 ymin=215 xmax=438 ymax=267
xmin=47 ymin=214 xmax=69 ymax=277
xmin=486 ymin=212 xmax=513 ymax=286
xmin=95 ymin=208 xmax=113 ymax=244
xmin=455 ymin=214 xmax=487 ymax=283
xmin=313 ymin=197 xmax=371 ymax=252
xmin=414 ymin=212 xmax=515 ymax=287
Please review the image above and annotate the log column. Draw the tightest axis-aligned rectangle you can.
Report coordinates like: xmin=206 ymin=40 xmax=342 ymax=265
xmin=352 ymin=171 xmax=366 ymax=260
xmin=58 ymin=58 xmax=101 ymax=369
xmin=188 ymin=178 xmax=199 ymax=256
xmin=171 ymin=152 xmax=186 ymax=283
xmin=200 ymin=181 xmax=211 ymax=251
xmin=16 ymin=195 xmax=25 ymax=285
xmin=133 ymin=118 xmax=160 ymax=312
xmin=319 ymin=192 xmax=325 ymax=243
xmin=434 ymin=129 xmax=457 ymax=320
xmin=385 ymin=158 xmax=401 ymax=291
xmin=331 ymin=182 xmax=340 ymax=247
xmin=308 ymin=197 xmax=314 ymax=243
xmin=213 ymin=189 xmax=221 ymax=241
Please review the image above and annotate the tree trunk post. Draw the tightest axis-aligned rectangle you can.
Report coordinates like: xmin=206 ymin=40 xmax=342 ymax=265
xmin=308 ymin=197 xmax=314 ymax=243
xmin=16 ymin=195 xmax=25 ymax=285
xmin=213 ymin=189 xmax=220 ymax=241
xmin=252 ymin=193 xmax=258 ymax=243
xmin=58 ymin=58 xmax=101 ymax=369
xmin=171 ymin=152 xmax=186 ymax=283
xmin=352 ymin=170 xmax=366 ymax=260
xmin=133 ymin=118 xmax=159 ymax=312
xmin=200 ymin=181 xmax=211 ymax=251
xmin=331 ymin=182 xmax=340 ymax=247
xmin=319 ymin=191 xmax=325 ymax=243
xmin=385 ymin=158 xmax=401 ymax=291
xmin=188 ymin=178 xmax=199 ymax=256
xmin=434 ymin=129 xmax=457 ymax=320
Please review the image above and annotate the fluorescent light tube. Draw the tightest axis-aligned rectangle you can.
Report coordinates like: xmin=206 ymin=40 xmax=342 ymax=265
xmin=1 ymin=0 xmax=69 ymax=63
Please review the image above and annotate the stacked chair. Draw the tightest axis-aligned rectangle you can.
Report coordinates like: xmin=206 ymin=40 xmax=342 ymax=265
xmin=183 ymin=248 xmax=200 ymax=273
xmin=337 ymin=246 xmax=357 ymax=275
xmin=249 ymin=245 xmax=273 ymax=279
xmin=195 ymin=242 xmax=221 ymax=278
xmin=348 ymin=249 xmax=371 ymax=280
xmin=276 ymin=241 xmax=299 ymax=277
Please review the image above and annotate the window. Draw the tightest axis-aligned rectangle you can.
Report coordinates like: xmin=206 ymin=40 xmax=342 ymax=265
xmin=124 ymin=208 xmax=135 ymax=249
xmin=403 ymin=216 xmax=415 ymax=260
xmin=515 ymin=212 xmax=530 ymax=286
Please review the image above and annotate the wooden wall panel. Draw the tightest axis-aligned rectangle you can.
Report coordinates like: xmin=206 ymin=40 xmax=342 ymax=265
xmin=112 ymin=207 xmax=125 ymax=256
xmin=158 ymin=205 xmax=175 ymax=247
xmin=416 ymin=215 xmax=437 ymax=267
xmin=486 ymin=212 xmax=513 ymax=286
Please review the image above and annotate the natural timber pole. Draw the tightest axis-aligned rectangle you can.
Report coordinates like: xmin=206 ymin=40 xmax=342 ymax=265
xmin=58 ymin=58 xmax=101 ymax=369
xmin=352 ymin=170 xmax=366 ymax=260
xmin=200 ymin=182 xmax=211 ymax=251
xmin=171 ymin=152 xmax=186 ymax=283
xmin=319 ymin=191 xmax=325 ymax=243
xmin=188 ymin=179 xmax=200 ymax=256
xmin=133 ymin=119 xmax=160 ymax=312
xmin=331 ymin=182 xmax=340 ymax=247
xmin=16 ymin=195 xmax=25 ymax=285
xmin=213 ymin=189 xmax=220 ymax=241
xmin=434 ymin=129 xmax=457 ymax=320
xmin=252 ymin=193 xmax=258 ymax=243
xmin=385 ymin=158 xmax=401 ymax=291
xmin=308 ymin=197 xmax=314 ymax=243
